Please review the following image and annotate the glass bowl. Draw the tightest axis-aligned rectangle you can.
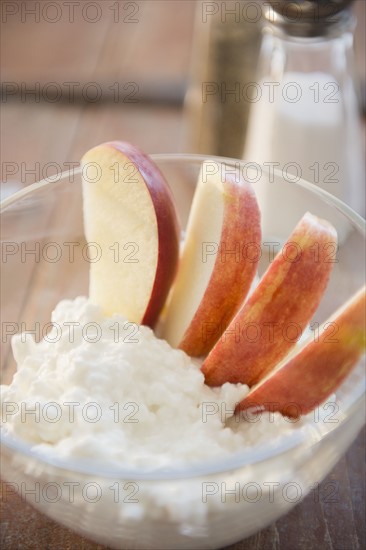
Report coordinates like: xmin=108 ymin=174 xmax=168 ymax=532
xmin=1 ymin=154 xmax=365 ymax=550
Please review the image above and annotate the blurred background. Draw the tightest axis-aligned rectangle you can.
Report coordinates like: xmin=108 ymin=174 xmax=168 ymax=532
xmin=1 ymin=1 xmax=366 ymax=549
xmin=1 ymin=0 xmax=365 ymax=190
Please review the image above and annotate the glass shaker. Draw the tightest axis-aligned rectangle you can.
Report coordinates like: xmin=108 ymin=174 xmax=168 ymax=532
xmin=243 ymin=0 xmax=365 ymax=240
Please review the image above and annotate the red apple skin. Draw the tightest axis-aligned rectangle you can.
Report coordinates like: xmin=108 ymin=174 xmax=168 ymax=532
xmin=179 ymin=175 xmax=261 ymax=356
xmin=202 ymin=213 xmax=338 ymax=387
xmin=91 ymin=141 xmax=180 ymax=328
xmin=237 ymin=287 xmax=366 ymax=419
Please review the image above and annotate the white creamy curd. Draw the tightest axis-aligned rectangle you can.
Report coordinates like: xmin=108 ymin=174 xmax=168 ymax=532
xmin=1 ymin=298 xmax=346 ymax=549
xmin=0 ymin=297 xmax=312 ymax=470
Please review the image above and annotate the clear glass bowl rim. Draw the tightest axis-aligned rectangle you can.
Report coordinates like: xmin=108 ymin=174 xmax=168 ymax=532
xmin=1 ymin=153 xmax=365 ymax=480
xmin=1 ymin=154 xmax=366 ymax=235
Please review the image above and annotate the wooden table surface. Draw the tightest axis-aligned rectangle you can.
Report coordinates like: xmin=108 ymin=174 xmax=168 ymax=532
xmin=1 ymin=2 xmax=365 ymax=549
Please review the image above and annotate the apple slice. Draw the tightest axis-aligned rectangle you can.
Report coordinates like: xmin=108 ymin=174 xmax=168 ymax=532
xmin=237 ymin=287 xmax=366 ymax=419
xmin=202 ymin=212 xmax=337 ymax=386
xmin=161 ymin=160 xmax=261 ymax=356
xmin=81 ymin=141 xmax=180 ymax=327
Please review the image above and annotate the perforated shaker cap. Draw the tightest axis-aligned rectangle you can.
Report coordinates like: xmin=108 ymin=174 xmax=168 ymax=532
xmin=264 ymin=0 xmax=355 ymax=37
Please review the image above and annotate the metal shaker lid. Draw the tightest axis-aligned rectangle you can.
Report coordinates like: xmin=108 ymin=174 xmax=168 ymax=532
xmin=264 ymin=0 xmax=355 ymax=37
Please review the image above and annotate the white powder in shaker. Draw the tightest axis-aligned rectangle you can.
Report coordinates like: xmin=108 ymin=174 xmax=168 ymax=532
xmin=244 ymin=72 xmax=365 ymax=240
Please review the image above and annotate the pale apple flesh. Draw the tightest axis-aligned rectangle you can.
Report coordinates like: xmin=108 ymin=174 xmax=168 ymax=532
xmin=237 ymin=287 xmax=366 ymax=418
xmin=82 ymin=141 xmax=180 ymax=327
xmin=202 ymin=212 xmax=338 ymax=387
xmin=162 ymin=160 xmax=261 ymax=357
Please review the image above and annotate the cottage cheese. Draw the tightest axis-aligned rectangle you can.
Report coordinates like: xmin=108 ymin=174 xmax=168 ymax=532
xmin=0 ymin=297 xmax=313 ymax=470
xmin=1 ymin=297 xmax=349 ymax=549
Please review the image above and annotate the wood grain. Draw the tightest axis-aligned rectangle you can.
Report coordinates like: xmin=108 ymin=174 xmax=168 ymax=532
xmin=1 ymin=427 xmax=364 ymax=549
xmin=1 ymin=1 xmax=365 ymax=549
